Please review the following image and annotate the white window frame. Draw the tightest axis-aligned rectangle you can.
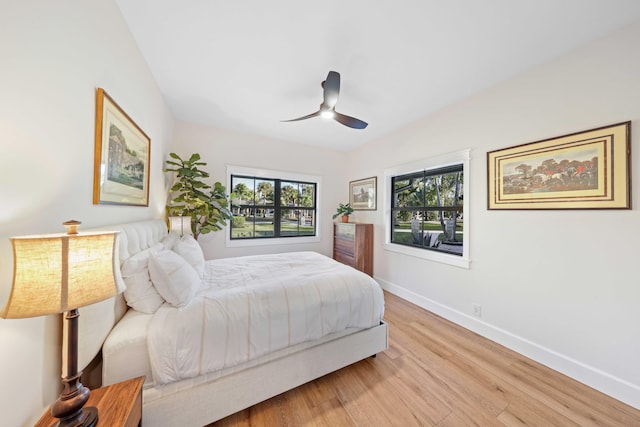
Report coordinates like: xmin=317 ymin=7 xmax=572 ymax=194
xmin=226 ymin=165 xmax=321 ymax=248
xmin=383 ymin=149 xmax=470 ymax=269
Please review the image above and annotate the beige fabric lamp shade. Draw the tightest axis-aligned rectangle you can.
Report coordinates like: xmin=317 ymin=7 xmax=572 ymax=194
xmin=0 ymin=230 xmax=119 ymax=319
xmin=169 ymin=215 xmax=193 ymax=237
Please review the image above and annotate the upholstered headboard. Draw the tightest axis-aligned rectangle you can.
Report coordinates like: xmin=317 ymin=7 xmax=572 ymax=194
xmin=78 ymin=219 xmax=168 ymax=370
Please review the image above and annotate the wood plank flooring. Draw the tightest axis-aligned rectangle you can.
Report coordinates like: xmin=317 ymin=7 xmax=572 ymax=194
xmin=211 ymin=291 xmax=640 ymax=426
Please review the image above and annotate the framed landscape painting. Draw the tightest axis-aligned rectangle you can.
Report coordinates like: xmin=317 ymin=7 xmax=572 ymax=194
xmin=93 ymin=88 xmax=150 ymax=206
xmin=350 ymin=176 xmax=377 ymax=210
xmin=487 ymin=122 xmax=630 ymax=210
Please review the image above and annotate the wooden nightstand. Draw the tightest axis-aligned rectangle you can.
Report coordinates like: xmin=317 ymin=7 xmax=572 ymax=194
xmin=34 ymin=376 xmax=144 ymax=427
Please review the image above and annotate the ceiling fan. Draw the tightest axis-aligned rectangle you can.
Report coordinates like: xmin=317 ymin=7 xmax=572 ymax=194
xmin=282 ymin=71 xmax=368 ymax=129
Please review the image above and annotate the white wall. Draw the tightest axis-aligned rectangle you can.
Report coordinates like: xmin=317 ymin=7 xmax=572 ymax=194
xmin=170 ymin=121 xmax=348 ymax=259
xmin=347 ymin=21 xmax=640 ymax=408
xmin=0 ymin=1 xmax=173 ymax=425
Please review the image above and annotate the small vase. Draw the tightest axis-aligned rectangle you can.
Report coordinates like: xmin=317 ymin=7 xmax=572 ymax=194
xmin=341 ymin=215 xmax=349 ymax=223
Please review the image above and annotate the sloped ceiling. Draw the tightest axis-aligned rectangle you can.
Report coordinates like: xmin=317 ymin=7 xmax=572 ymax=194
xmin=116 ymin=0 xmax=640 ymax=151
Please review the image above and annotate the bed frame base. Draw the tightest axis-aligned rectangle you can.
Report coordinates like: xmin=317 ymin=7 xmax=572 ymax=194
xmin=142 ymin=321 xmax=388 ymax=427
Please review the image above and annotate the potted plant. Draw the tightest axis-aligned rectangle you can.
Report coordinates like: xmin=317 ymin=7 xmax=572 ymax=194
xmin=164 ymin=152 xmax=232 ymax=238
xmin=332 ymin=203 xmax=354 ymax=223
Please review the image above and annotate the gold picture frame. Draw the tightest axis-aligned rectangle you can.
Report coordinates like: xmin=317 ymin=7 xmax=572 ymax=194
xmin=93 ymin=88 xmax=150 ymax=206
xmin=349 ymin=176 xmax=377 ymax=210
xmin=487 ymin=122 xmax=630 ymax=210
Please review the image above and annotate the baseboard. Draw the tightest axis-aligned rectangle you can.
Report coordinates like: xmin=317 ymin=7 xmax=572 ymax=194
xmin=375 ymin=277 xmax=640 ymax=410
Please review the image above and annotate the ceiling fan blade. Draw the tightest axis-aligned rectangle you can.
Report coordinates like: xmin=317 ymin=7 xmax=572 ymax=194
xmin=334 ymin=112 xmax=368 ymax=129
xmin=281 ymin=111 xmax=320 ymax=122
xmin=322 ymin=71 xmax=340 ymax=108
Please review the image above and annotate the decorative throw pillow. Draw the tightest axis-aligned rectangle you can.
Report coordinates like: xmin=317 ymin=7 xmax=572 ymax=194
xmin=173 ymin=234 xmax=205 ymax=276
xmin=161 ymin=231 xmax=180 ymax=251
xmin=148 ymin=248 xmax=201 ymax=307
xmin=121 ymin=243 xmax=165 ymax=314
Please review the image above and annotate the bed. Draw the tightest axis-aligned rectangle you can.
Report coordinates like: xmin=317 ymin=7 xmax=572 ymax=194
xmin=78 ymin=219 xmax=387 ymax=427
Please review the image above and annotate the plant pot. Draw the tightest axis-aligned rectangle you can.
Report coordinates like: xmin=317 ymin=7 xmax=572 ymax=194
xmin=341 ymin=215 xmax=349 ymax=223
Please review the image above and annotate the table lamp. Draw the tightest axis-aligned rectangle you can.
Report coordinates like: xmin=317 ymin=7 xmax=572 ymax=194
xmin=0 ymin=220 xmax=119 ymax=427
xmin=168 ymin=215 xmax=193 ymax=237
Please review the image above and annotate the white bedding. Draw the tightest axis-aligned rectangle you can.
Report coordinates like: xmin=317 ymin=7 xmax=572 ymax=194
xmin=147 ymin=251 xmax=385 ymax=385
xmin=102 ymin=308 xmax=153 ymax=386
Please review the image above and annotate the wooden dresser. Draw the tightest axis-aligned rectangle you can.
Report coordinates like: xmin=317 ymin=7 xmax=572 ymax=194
xmin=333 ymin=222 xmax=373 ymax=276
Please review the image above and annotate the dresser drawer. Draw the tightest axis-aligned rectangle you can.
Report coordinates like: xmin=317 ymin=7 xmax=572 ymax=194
xmin=334 ymin=238 xmax=355 ymax=256
xmin=334 ymin=223 xmax=355 ymax=240
xmin=334 ymin=251 xmax=356 ymax=268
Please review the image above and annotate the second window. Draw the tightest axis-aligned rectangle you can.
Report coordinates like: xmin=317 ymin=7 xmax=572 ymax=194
xmin=230 ymin=175 xmax=317 ymax=239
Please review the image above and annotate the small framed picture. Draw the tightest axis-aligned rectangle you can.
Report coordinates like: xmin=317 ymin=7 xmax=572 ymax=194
xmin=349 ymin=176 xmax=377 ymax=210
xmin=93 ymin=88 xmax=150 ymax=206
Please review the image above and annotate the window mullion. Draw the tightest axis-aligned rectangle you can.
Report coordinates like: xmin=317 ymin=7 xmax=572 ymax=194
xmin=274 ymin=179 xmax=282 ymax=237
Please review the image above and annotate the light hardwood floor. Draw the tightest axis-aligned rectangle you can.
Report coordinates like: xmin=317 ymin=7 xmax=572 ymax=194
xmin=212 ymin=291 xmax=640 ymax=426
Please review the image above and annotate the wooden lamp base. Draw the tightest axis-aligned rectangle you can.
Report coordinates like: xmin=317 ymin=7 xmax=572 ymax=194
xmin=49 ymin=309 xmax=98 ymax=427
xmin=51 ymin=406 xmax=97 ymax=427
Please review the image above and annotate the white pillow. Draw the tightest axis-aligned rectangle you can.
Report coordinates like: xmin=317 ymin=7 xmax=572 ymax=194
xmin=173 ymin=234 xmax=205 ymax=275
xmin=161 ymin=231 xmax=180 ymax=250
xmin=148 ymin=248 xmax=201 ymax=307
xmin=121 ymin=243 xmax=165 ymax=314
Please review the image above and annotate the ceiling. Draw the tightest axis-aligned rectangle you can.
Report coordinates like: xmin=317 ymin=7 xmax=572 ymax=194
xmin=115 ymin=0 xmax=640 ymax=152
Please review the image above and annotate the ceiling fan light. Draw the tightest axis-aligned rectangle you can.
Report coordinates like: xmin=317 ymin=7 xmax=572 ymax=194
xmin=320 ymin=110 xmax=335 ymax=119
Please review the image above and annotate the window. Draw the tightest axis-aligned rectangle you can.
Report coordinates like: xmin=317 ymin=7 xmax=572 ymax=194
xmin=391 ymin=165 xmax=463 ymax=253
xmin=226 ymin=166 xmax=320 ymax=246
xmin=384 ymin=150 xmax=470 ymax=268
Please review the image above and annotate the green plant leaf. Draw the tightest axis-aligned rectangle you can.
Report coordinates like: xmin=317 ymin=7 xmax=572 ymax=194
xmin=165 ymin=152 xmax=231 ymax=237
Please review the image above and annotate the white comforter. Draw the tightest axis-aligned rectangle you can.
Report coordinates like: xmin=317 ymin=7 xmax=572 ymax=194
xmin=148 ymin=251 xmax=385 ymax=385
